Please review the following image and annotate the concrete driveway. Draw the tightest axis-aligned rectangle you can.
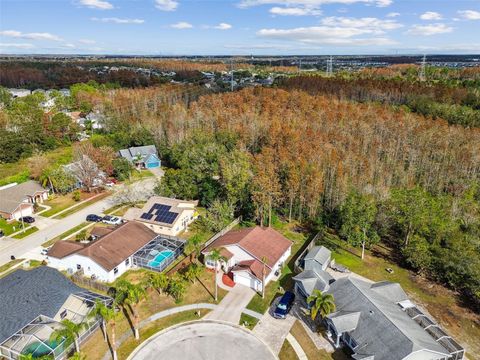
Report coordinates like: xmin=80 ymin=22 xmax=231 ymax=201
xmin=129 ymin=321 xmax=277 ymax=360
xmin=252 ymin=296 xmax=298 ymax=355
xmin=205 ymin=283 xmax=256 ymax=324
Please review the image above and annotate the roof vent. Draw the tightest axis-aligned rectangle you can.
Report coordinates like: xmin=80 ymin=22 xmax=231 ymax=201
xmin=369 ymin=310 xmax=374 ymax=315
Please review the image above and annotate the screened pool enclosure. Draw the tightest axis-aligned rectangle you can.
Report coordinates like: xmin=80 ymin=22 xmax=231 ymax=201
xmin=132 ymin=234 xmax=185 ymax=272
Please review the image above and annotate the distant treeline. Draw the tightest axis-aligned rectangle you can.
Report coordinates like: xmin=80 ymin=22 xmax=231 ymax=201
xmin=0 ymin=62 xmax=214 ymax=89
xmin=278 ymin=75 xmax=480 ymax=128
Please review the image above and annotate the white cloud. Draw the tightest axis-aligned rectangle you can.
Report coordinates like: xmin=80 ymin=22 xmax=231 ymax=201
xmin=155 ymin=0 xmax=179 ymax=11
xmin=79 ymin=39 xmax=96 ymax=44
xmin=239 ymin=0 xmax=393 ymax=9
xmin=269 ymin=6 xmax=322 ymax=16
xmin=0 ymin=43 xmax=35 ymax=49
xmin=386 ymin=12 xmax=400 ymax=17
xmin=91 ymin=17 xmax=145 ymax=24
xmin=407 ymin=23 xmax=453 ymax=36
xmin=257 ymin=26 xmax=395 ymax=46
xmin=320 ymin=16 xmax=402 ymax=31
xmin=0 ymin=30 xmax=62 ymax=41
xmin=170 ymin=21 xmax=193 ymax=29
xmin=78 ymin=0 xmax=113 ymax=10
xmin=420 ymin=11 xmax=443 ymax=20
xmin=214 ymin=23 xmax=232 ymax=30
xmin=457 ymin=10 xmax=480 ymax=20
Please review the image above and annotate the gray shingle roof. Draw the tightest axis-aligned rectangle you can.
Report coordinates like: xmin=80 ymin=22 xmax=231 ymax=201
xmin=304 ymin=246 xmax=331 ymax=267
xmin=0 ymin=267 xmax=83 ymax=343
xmin=118 ymin=145 xmax=158 ymax=163
xmin=326 ymin=277 xmax=450 ymax=360
xmin=293 ymin=269 xmax=334 ymax=296
xmin=0 ymin=181 xmax=47 ymax=213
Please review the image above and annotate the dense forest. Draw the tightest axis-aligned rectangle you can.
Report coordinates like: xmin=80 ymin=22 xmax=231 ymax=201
xmin=278 ymin=73 xmax=480 ymax=128
xmin=78 ymin=85 xmax=480 ymax=310
xmin=1 ymin=71 xmax=479 ymax=310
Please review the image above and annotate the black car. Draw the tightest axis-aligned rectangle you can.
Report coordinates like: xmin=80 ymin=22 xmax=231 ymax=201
xmin=273 ymin=291 xmax=295 ymax=319
xmin=86 ymin=214 xmax=103 ymax=222
xmin=0 ymin=230 xmax=4 ymax=238
xmin=19 ymin=216 xmax=35 ymax=224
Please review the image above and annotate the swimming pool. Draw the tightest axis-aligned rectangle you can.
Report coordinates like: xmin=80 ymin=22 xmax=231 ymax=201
xmin=147 ymin=250 xmax=174 ymax=268
xmin=22 ymin=339 xmax=62 ymax=358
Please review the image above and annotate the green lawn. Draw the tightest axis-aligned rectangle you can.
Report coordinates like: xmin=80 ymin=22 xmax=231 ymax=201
xmin=0 ymin=146 xmax=73 ymax=186
xmin=279 ymin=338 xmax=299 ymax=360
xmin=0 ymin=218 xmax=28 ymax=236
xmin=53 ymin=192 xmax=111 ymax=219
xmin=0 ymin=259 xmax=24 ymax=275
xmin=239 ymin=313 xmax=259 ymax=330
xmin=42 ymin=194 xmax=83 ymax=217
xmin=42 ymin=222 xmax=92 ymax=247
xmin=12 ymin=226 xmax=39 ymax=239
xmin=124 ymin=169 xmax=155 ymax=184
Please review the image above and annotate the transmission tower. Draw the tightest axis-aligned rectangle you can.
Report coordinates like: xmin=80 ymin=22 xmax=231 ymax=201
xmin=326 ymin=56 xmax=333 ymax=77
xmin=419 ymin=54 xmax=427 ymax=81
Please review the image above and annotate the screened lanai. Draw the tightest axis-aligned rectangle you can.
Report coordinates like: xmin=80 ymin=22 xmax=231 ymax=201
xmin=132 ymin=235 xmax=185 ymax=272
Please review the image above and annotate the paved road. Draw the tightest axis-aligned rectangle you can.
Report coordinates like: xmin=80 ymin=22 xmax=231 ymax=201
xmin=0 ymin=177 xmax=157 ymax=267
xmin=129 ymin=321 xmax=277 ymax=360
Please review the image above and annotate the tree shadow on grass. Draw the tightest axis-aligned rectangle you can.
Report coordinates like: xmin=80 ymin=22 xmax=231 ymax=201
xmin=196 ymin=275 xmax=215 ymax=300
xmin=122 ymin=307 xmax=135 ymax=336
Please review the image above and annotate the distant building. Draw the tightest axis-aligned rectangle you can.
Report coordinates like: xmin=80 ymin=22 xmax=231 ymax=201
xmin=63 ymin=158 xmax=106 ymax=190
xmin=118 ymin=145 xmax=161 ymax=169
xmin=0 ymin=181 xmax=48 ymax=221
xmin=7 ymin=89 xmax=31 ymax=98
xmin=124 ymin=196 xmax=198 ymax=236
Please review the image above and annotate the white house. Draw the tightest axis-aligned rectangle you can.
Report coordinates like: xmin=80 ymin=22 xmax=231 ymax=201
xmin=47 ymin=222 xmax=157 ymax=282
xmin=202 ymin=226 xmax=292 ymax=292
xmin=124 ymin=196 xmax=198 ymax=236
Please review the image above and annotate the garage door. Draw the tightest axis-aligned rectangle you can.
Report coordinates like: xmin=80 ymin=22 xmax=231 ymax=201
xmin=234 ymin=272 xmax=261 ymax=291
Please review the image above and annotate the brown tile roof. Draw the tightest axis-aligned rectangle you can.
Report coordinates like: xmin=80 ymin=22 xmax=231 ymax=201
xmin=219 ymin=247 xmax=234 ymax=260
xmin=48 ymin=241 xmax=86 ymax=259
xmin=90 ymin=225 xmax=115 ymax=238
xmin=231 ymin=259 xmax=270 ymax=279
xmin=49 ymin=222 xmax=157 ymax=271
xmin=204 ymin=226 xmax=292 ymax=269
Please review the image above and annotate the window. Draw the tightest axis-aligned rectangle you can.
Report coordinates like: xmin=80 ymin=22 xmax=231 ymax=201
xmin=125 ymin=258 xmax=130 ymax=266
xmin=113 ymin=267 xmax=119 ymax=274
xmin=206 ymin=259 xmax=215 ymax=267
xmin=76 ymin=264 xmax=81 ymax=270
xmin=60 ymin=310 xmax=68 ymax=319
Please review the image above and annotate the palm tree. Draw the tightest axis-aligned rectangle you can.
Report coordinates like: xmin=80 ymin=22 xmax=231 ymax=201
xmin=69 ymin=352 xmax=87 ymax=360
xmin=115 ymin=280 xmax=146 ymax=340
xmin=147 ymin=272 xmax=169 ymax=295
xmin=89 ymin=301 xmax=118 ymax=360
xmin=206 ymin=248 xmax=226 ymax=301
xmin=307 ymin=290 xmax=336 ymax=321
xmin=185 ymin=234 xmax=203 ymax=263
xmin=50 ymin=319 xmax=88 ymax=354
xmin=39 ymin=167 xmax=56 ymax=194
xmin=261 ymin=256 xmax=268 ymax=299
xmin=19 ymin=354 xmax=53 ymax=360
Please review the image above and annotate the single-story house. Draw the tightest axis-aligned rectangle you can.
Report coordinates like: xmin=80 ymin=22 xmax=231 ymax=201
xmin=118 ymin=145 xmax=161 ymax=169
xmin=202 ymin=226 xmax=292 ymax=292
xmin=63 ymin=158 xmax=106 ymax=190
xmin=0 ymin=267 xmax=111 ymax=360
xmin=324 ymin=277 xmax=464 ymax=360
xmin=124 ymin=196 xmax=198 ymax=236
xmin=0 ymin=181 xmax=49 ymax=221
xmin=293 ymin=246 xmax=335 ymax=298
xmin=47 ymin=221 xmax=158 ymax=282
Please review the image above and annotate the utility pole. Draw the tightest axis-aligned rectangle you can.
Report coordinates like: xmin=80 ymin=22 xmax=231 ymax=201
xmin=419 ymin=54 xmax=427 ymax=81
xmin=326 ymin=56 xmax=333 ymax=77
xmin=230 ymin=59 xmax=234 ymax=92
xmin=298 ymin=58 xmax=302 ymax=73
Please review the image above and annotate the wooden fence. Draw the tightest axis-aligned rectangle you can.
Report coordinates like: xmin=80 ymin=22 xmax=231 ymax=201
xmin=293 ymin=230 xmax=323 ymax=274
xmin=71 ymin=272 xmax=111 ymax=293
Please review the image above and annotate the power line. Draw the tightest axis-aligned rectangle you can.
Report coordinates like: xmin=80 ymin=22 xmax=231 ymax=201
xmin=326 ymin=56 xmax=333 ymax=77
xmin=419 ymin=54 xmax=427 ymax=81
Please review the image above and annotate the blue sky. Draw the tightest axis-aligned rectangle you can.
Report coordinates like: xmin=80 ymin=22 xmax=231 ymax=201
xmin=1 ymin=0 xmax=479 ymax=55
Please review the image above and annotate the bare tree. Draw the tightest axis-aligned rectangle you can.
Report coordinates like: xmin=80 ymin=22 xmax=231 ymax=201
xmin=70 ymin=155 xmax=105 ymax=192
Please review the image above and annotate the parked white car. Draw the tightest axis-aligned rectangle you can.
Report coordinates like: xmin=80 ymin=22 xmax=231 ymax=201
xmin=102 ymin=215 xmax=123 ymax=225
xmin=41 ymin=246 xmax=51 ymax=256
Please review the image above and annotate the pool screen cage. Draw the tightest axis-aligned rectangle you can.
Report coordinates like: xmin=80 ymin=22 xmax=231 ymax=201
xmin=132 ymin=234 xmax=185 ymax=272
xmin=0 ymin=292 xmax=112 ymax=360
